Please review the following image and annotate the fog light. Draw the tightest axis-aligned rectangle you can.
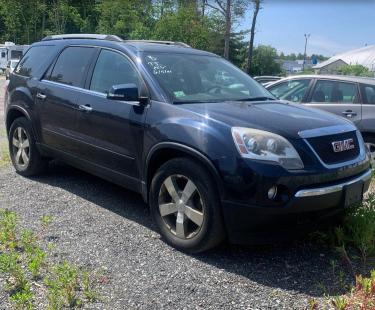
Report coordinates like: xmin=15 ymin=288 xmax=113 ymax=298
xmin=267 ymin=186 xmax=278 ymax=200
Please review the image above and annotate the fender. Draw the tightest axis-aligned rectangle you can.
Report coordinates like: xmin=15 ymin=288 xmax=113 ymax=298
xmin=6 ymin=105 xmax=41 ymax=143
xmin=142 ymin=141 xmax=224 ymax=202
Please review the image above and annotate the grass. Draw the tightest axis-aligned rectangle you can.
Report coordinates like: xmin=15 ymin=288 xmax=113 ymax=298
xmin=310 ymin=181 xmax=375 ymax=309
xmin=0 ymin=126 xmax=10 ymax=167
xmin=0 ymin=209 xmax=100 ymax=309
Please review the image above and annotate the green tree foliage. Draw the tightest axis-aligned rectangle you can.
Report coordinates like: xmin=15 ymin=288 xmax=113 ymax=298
xmin=338 ymin=64 xmax=373 ymax=77
xmin=249 ymin=45 xmax=282 ymax=76
xmin=153 ymin=4 xmax=211 ymax=50
xmin=0 ymin=0 xmax=312 ymax=76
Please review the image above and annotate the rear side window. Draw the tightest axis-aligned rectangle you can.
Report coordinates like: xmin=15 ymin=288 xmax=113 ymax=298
xmin=361 ymin=84 xmax=375 ymax=104
xmin=311 ymin=80 xmax=357 ymax=103
xmin=15 ymin=45 xmax=54 ymax=77
xmin=49 ymin=47 xmax=95 ymax=88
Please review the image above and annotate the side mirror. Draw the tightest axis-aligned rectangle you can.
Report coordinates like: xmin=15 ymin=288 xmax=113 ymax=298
xmin=107 ymin=83 xmax=148 ymax=105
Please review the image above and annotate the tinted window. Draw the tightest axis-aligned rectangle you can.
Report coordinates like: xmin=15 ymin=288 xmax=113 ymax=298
xmin=142 ymin=52 xmax=273 ymax=103
xmin=50 ymin=47 xmax=95 ymax=87
xmin=268 ymin=79 xmax=310 ymax=102
xmin=1 ymin=52 xmax=5 ymax=58
xmin=311 ymin=80 xmax=357 ymax=103
xmin=361 ymin=84 xmax=375 ymax=104
xmin=15 ymin=46 xmax=54 ymax=77
xmin=90 ymin=49 xmax=139 ymax=94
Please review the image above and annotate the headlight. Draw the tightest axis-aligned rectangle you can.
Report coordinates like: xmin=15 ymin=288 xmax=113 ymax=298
xmin=231 ymin=127 xmax=304 ymax=170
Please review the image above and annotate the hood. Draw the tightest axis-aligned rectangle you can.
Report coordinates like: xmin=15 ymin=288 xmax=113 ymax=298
xmin=178 ymin=100 xmax=351 ymax=139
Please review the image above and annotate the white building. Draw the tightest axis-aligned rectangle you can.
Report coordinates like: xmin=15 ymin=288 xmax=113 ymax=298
xmin=313 ymin=45 xmax=375 ymax=74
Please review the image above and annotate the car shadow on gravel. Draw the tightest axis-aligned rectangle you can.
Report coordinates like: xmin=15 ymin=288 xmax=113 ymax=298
xmin=32 ymin=161 xmax=353 ymax=298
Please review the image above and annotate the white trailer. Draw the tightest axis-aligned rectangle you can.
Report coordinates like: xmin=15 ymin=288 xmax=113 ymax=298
xmin=0 ymin=42 xmax=29 ymax=72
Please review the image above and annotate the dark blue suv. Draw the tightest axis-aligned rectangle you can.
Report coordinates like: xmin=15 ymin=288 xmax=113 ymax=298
xmin=4 ymin=34 xmax=372 ymax=252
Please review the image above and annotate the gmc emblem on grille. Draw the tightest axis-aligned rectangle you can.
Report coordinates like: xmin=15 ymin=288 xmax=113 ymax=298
xmin=332 ymin=139 xmax=355 ymax=153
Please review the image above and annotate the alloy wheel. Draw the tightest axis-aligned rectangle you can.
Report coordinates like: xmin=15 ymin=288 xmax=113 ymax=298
xmin=12 ymin=127 xmax=30 ymax=169
xmin=158 ymin=175 xmax=204 ymax=240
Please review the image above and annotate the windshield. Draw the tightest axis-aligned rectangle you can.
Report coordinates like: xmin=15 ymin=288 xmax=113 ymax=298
xmin=142 ymin=52 xmax=274 ymax=103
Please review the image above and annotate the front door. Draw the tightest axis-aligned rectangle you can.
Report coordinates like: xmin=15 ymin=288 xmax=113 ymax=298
xmin=75 ymin=48 xmax=147 ymax=180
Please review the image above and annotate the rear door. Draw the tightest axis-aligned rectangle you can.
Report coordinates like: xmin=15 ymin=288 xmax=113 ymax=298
xmin=359 ymin=83 xmax=375 ymax=133
xmin=36 ymin=46 xmax=97 ymax=154
xmin=305 ymin=79 xmax=362 ymax=125
xmin=74 ymin=48 xmax=147 ymax=180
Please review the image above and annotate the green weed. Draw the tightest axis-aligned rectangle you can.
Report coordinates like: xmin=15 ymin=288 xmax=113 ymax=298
xmin=45 ymin=261 xmax=81 ymax=308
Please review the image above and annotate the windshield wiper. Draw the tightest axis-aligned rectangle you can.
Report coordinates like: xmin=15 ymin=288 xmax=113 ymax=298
xmin=236 ymin=96 xmax=276 ymax=102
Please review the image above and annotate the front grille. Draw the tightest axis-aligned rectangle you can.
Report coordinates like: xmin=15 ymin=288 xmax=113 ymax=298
xmin=306 ymin=131 xmax=360 ymax=165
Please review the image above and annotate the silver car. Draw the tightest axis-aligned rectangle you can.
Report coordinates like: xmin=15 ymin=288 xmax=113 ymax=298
xmin=266 ymin=75 xmax=375 ymax=164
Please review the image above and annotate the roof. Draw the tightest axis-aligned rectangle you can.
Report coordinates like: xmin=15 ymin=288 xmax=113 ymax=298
xmin=313 ymin=45 xmax=375 ymax=71
xmin=312 ymin=58 xmax=347 ymax=69
xmin=271 ymin=74 xmax=375 ymax=85
xmin=39 ymin=34 xmax=213 ymax=56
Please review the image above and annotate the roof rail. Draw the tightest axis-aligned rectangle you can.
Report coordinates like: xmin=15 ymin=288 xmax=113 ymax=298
xmin=42 ymin=34 xmax=123 ymax=42
xmin=124 ymin=40 xmax=191 ymax=48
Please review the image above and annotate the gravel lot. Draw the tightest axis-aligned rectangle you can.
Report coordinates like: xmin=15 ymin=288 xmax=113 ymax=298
xmin=0 ymin=76 xmax=365 ymax=309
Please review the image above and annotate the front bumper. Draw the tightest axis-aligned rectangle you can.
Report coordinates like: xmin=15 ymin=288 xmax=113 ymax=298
xmin=222 ymin=169 xmax=372 ymax=244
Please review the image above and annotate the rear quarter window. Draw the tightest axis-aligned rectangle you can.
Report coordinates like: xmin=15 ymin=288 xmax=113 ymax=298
xmin=15 ymin=45 xmax=56 ymax=78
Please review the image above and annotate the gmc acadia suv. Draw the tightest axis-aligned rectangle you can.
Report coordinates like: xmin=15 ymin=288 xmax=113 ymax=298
xmin=4 ymin=34 xmax=372 ymax=253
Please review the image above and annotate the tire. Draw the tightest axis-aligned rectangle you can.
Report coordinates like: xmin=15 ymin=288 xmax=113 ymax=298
xmin=8 ymin=117 xmax=48 ymax=176
xmin=149 ymin=157 xmax=225 ymax=253
xmin=364 ymin=135 xmax=375 ymax=167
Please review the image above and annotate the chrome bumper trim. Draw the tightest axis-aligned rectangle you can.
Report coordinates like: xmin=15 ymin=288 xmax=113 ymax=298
xmin=295 ymin=170 xmax=372 ymax=198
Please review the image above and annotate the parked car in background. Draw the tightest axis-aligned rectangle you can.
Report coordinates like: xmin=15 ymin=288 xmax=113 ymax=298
xmin=266 ymin=75 xmax=375 ymax=165
xmin=5 ymin=60 xmax=19 ymax=80
xmin=254 ymin=76 xmax=282 ymax=85
xmin=4 ymin=35 xmax=371 ymax=253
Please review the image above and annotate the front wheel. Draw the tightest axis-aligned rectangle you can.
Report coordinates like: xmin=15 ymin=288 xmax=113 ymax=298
xmin=149 ymin=158 xmax=225 ymax=253
xmin=364 ymin=136 xmax=375 ymax=168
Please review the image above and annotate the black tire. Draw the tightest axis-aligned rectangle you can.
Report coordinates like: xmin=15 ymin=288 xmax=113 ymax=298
xmin=8 ymin=117 xmax=48 ymax=176
xmin=363 ymin=135 xmax=375 ymax=167
xmin=149 ymin=157 xmax=225 ymax=253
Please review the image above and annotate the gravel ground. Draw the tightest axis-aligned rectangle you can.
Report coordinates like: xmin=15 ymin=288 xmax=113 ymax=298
xmin=0 ymin=76 xmax=368 ymax=309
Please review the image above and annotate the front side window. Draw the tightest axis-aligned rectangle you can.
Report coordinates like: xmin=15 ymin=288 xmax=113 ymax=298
xmin=1 ymin=52 xmax=5 ymax=58
xmin=15 ymin=45 xmax=54 ymax=77
xmin=90 ymin=49 xmax=139 ymax=94
xmin=268 ymin=79 xmax=310 ymax=103
xmin=142 ymin=52 xmax=273 ymax=103
xmin=311 ymin=80 xmax=357 ymax=103
xmin=49 ymin=47 xmax=95 ymax=87
xmin=361 ymin=84 xmax=375 ymax=104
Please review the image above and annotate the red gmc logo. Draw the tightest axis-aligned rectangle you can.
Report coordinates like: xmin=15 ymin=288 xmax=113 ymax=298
xmin=332 ymin=139 xmax=355 ymax=153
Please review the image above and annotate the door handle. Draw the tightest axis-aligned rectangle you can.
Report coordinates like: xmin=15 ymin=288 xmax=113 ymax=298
xmin=36 ymin=92 xmax=47 ymax=100
xmin=342 ymin=110 xmax=357 ymax=118
xmin=78 ymin=104 xmax=93 ymax=112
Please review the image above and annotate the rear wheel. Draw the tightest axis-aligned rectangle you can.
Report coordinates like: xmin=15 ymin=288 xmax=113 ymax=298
xmin=150 ymin=158 xmax=225 ymax=253
xmin=9 ymin=117 xmax=48 ymax=176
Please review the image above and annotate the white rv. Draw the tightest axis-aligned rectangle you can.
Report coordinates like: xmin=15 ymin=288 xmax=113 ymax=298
xmin=0 ymin=42 xmax=29 ymax=73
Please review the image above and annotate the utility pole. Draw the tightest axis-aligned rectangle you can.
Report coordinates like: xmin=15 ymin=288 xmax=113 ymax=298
xmin=302 ymin=34 xmax=310 ymax=71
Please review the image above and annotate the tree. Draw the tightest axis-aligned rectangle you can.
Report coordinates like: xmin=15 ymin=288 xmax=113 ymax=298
xmin=247 ymin=0 xmax=261 ymax=74
xmin=153 ymin=4 xmax=211 ymax=50
xmin=96 ymin=0 xmax=153 ymax=39
xmin=203 ymin=0 xmax=246 ymax=59
xmin=338 ymin=64 xmax=373 ymax=77
xmin=249 ymin=45 xmax=282 ymax=76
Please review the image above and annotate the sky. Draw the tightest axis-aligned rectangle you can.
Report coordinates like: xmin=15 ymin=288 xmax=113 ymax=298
xmin=237 ymin=0 xmax=375 ymax=57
